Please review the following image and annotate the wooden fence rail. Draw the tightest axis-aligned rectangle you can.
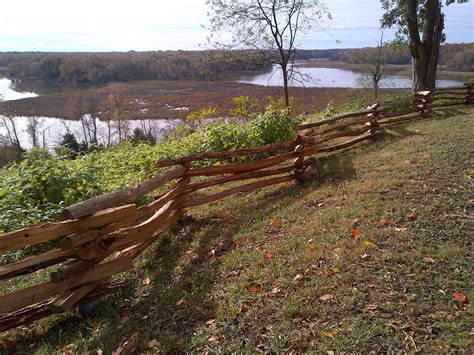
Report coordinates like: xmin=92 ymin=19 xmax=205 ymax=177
xmin=0 ymin=83 xmax=472 ymax=332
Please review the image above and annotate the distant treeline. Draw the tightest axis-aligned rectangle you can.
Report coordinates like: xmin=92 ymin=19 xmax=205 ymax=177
xmin=0 ymin=51 xmax=270 ymax=83
xmin=1 ymin=43 xmax=472 ymax=84
xmin=297 ymin=43 xmax=474 ymax=72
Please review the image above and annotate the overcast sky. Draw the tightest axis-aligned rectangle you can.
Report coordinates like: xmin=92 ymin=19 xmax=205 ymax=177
xmin=0 ymin=0 xmax=472 ymax=52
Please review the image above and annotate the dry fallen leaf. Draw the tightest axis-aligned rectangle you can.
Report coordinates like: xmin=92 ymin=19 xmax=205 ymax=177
xmin=406 ymin=212 xmax=417 ymax=220
xmin=205 ymin=319 xmax=216 ymax=325
xmin=424 ymin=257 xmax=435 ymax=263
xmin=363 ymin=240 xmax=377 ymax=248
xmin=293 ymin=274 xmax=304 ymax=282
xmin=237 ymin=304 xmax=248 ymax=314
xmin=142 ymin=277 xmax=151 ymax=285
xmin=112 ymin=346 xmax=124 ymax=355
xmin=265 ymin=252 xmax=273 ymax=260
xmin=174 ymin=298 xmax=184 ymax=307
xmin=452 ymin=292 xmax=468 ymax=305
xmin=119 ymin=309 xmax=132 ymax=324
xmin=319 ymin=294 xmax=334 ymax=302
xmin=351 ymin=228 xmax=360 ymax=239
xmin=270 ymin=220 xmax=283 ymax=228
xmin=209 ymin=336 xmax=220 ymax=343
xmin=270 ymin=286 xmax=281 ymax=294
xmin=379 ymin=218 xmax=390 ymax=226
xmin=323 ymin=331 xmax=336 ymax=338
xmin=148 ymin=339 xmax=159 ymax=348
xmin=246 ymin=284 xmax=262 ymax=293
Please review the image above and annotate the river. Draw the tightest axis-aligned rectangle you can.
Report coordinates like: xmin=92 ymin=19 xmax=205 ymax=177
xmin=238 ymin=65 xmax=464 ymax=88
xmin=0 ymin=66 xmax=465 ymax=149
xmin=0 ymin=78 xmax=180 ymax=149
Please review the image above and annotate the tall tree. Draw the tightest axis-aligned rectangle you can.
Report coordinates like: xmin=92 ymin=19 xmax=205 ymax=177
xmin=380 ymin=0 xmax=470 ymax=90
xmin=206 ymin=0 xmax=329 ymax=107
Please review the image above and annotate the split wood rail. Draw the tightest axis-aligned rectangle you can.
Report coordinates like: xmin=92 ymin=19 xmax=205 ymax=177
xmin=0 ymin=83 xmax=472 ymax=332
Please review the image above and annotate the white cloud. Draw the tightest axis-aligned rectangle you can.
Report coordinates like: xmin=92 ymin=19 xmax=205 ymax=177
xmin=0 ymin=0 xmax=472 ymax=51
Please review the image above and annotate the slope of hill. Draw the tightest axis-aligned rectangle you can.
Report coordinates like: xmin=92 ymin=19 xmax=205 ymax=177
xmin=1 ymin=106 xmax=472 ymax=352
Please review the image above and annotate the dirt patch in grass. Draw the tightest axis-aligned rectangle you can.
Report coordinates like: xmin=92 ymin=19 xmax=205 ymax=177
xmin=1 ymin=107 xmax=472 ymax=353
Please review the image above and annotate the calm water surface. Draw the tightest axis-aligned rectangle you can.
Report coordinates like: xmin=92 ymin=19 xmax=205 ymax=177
xmin=238 ymin=65 xmax=464 ymax=88
xmin=0 ymin=78 xmax=179 ymax=149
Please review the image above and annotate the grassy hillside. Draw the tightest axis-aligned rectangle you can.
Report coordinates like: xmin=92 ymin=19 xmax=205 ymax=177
xmin=1 ymin=106 xmax=473 ymax=352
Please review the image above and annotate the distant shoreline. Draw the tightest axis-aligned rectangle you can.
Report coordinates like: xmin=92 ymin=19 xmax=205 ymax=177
xmin=298 ymin=59 xmax=474 ymax=82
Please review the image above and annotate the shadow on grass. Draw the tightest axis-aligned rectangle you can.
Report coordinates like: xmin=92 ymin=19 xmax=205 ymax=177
xmin=8 ymin=107 xmax=468 ymax=352
xmin=10 ymin=179 xmax=317 ymax=352
xmin=429 ymin=106 xmax=470 ymax=119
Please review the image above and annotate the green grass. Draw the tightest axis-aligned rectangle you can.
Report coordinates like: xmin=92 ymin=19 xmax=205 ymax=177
xmin=1 ymin=106 xmax=473 ymax=353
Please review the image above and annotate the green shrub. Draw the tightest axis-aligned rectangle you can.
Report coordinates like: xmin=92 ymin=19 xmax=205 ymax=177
xmin=0 ymin=107 xmax=302 ymax=237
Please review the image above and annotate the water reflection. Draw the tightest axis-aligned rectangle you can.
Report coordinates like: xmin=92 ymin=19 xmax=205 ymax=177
xmin=0 ymin=78 xmax=38 ymax=101
xmin=0 ymin=78 xmax=180 ymax=149
xmin=238 ymin=65 xmax=464 ymax=88
xmin=1 ymin=115 xmax=181 ymax=149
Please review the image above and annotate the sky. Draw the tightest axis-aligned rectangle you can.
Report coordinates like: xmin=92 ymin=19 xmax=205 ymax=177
xmin=0 ymin=0 xmax=472 ymax=52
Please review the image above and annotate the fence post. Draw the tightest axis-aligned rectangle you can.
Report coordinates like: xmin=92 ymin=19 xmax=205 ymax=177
xmin=465 ymin=83 xmax=472 ymax=105
xmin=413 ymin=91 xmax=432 ymax=114
xmin=293 ymin=134 xmax=310 ymax=182
xmin=366 ymin=103 xmax=381 ymax=139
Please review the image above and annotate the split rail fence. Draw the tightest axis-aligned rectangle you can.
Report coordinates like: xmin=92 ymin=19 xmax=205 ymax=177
xmin=0 ymin=83 xmax=472 ymax=332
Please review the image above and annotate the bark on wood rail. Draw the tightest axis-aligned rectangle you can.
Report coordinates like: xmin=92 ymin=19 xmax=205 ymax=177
xmin=184 ymin=146 xmax=319 ymax=178
xmin=0 ymin=280 xmax=126 ymax=332
xmin=297 ymin=107 xmax=381 ymax=130
xmin=0 ymin=249 xmax=72 ymax=280
xmin=184 ymin=165 xmax=301 ymax=194
xmin=0 ymin=204 xmax=137 ymax=254
xmin=62 ymin=165 xmax=187 ymax=219
xmin=155 ymin=139 xmax=301 ymax=168
xmin=0 ymin=257 xmax=134 ymax=314
xmin=300 ymin=116 xmax=371 ymax=137
xmin=180 ymin=168 xmax=317 ymax=209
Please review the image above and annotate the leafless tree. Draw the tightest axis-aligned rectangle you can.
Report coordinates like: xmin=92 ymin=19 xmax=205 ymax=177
xmin=83 ymin=93 xmax=101 ymax=144
xmin=206 ymin=0 xmax=330 ymax=107
xmin=67 ymin=93 xmax=88 ymax=145
xmin=355 ymin=32 xmax=387 ymax=99
xmin=1 ymin=114 xmax=21 ymax=152
xmin=107 ymin=84 xmax=127 ymax=141
xmin=26 ymin=117 xmax=43 ymax=148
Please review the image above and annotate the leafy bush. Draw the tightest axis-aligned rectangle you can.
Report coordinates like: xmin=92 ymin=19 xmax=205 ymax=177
xmin=229 ymin=96 xmax=261 ymax=118
xmin=0 ymin=107 xmax=302 ymax=236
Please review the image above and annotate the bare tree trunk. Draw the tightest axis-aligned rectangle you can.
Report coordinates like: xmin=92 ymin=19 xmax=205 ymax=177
xmin=8 ymin=117 xmax=21 ymax=151
xmin=80 ymin=116 xmax=88 ymax=145
xmin=27 ymin=117 xmax=42 ymax=148
xmin=106 ymin=119 xmax=111 ymax=146
xmin=91 ymin=116 xmax=98 ymax=144
xmin=282 ymin=64 xmax=290 ymax=108
xmin=407 ymin=0 xmax=443 ymax=91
